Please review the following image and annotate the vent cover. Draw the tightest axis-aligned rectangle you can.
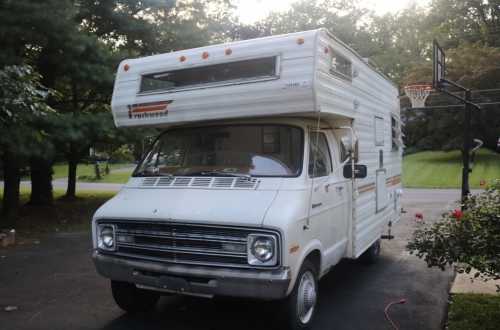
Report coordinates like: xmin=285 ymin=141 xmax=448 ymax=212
xmin=141 ymin=177 xmax=158 ymax=186
xmin=140 ymin=176 xmax=258 ymax=189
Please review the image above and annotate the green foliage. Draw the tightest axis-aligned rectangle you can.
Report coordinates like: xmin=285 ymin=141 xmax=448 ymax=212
xmin=0 ymin=65 xmax=54 ymax=158
xmin=110 ymin=145 xmax=135 ymax=163
xmin=234 ymin=0 xmax=375 ymax=57
xmin=448 ymin=294 xmax=500 ymax=330
xmin=407 ymin=182 xmax=500 ymax=286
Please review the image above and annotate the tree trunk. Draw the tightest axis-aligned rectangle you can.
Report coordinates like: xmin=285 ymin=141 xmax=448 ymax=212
xmin=29 ymin=156 xmax=53 ymax=205
xmin=66 ymin=158 xmax=78 ymax=199
xmin=1 ymin=151 xmax=21 ymax=223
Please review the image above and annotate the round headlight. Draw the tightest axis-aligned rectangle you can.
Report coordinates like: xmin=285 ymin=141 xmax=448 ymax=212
xmin=100 ymin=227 xmax=114 ymax=249
xmin=251 ymin=237 xmax=274 ymax=262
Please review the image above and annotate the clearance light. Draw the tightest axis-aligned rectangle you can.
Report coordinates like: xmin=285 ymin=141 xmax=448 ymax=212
xmin=297 ymin=37 xmax=305 ymax=45
xmin=225 ymin=48 xmax=232 ymax=55
xmin=202 ymin=51 xmax=209 ymax=59
xmin=324 ymin=47 xmax=329 ymax=54
xmin=123 ymin=64 xmax=130 ymax=71
xmin=179 ymin=55 xmax=187 ymax=62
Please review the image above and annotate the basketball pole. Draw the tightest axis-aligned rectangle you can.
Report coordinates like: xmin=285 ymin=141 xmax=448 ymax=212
xmin=462 ymin=90 xmax=472 ymax=205
xmin=438 ymin=79 xmax=481 ymax=208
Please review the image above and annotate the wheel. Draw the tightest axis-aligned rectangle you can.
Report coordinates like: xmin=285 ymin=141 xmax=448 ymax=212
xmin=283 ymin=260 xmax=318 ymax=330
xmin=111 ymin=280 xmax=160 ymax=313
xmin=359 ymin=239 xmax=381 ymax=264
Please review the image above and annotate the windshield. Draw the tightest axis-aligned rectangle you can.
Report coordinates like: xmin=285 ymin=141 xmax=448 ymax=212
xmin=134 ymin=125 xmax=303 ymax=177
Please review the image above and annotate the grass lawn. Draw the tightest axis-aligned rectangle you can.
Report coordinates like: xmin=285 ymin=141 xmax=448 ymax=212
xmin=448 ymin=294 xmax=500 ymax=330
xmin=52 ymin=163 xmax=134 ymax=184
xmin=403 ymin=149 xmax=500 ymax=189
xmin=0 ymin=189 xmax=116 ymax=236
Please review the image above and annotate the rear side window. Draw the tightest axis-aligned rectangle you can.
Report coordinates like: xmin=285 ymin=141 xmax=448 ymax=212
xmin=329 ymin=48 xmax=352 ymax=81
xmin=309 ymin=132 xmax=332 ymax=178
xmin=140 ymin=56 xmax=278 ymax=93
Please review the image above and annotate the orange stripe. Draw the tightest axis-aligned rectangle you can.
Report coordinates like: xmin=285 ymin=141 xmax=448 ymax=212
xmin=386 ymin=175 xmax=402 ymax=187
xmin=131 ymin=105 xmax=168 ymax=113
xmin=358 ymin=183 xmax=375 ymax=194
xmin=132 ymin=101 xmax=171 ymax=107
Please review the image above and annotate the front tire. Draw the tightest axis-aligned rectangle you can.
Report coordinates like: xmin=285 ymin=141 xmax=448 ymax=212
xmin=283 ymin=260 xmax=318 ymax=330
xmin=111 ymin=280 xmax=160 ymax=313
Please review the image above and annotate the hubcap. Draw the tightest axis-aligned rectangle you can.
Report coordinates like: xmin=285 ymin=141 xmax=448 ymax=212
xmin=297 ymin=270 xmax=317 ymax=324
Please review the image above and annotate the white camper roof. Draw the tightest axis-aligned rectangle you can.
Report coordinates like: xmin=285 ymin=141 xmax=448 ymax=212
xmin=111 ymin=29 xmax=398 ymax=128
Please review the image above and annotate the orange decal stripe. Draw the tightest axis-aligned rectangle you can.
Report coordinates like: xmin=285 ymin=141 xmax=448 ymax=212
xmin=131 ymin=105 xmax=168 ymax=113
xmin=358 ymin=183 xmax=375 ymax=194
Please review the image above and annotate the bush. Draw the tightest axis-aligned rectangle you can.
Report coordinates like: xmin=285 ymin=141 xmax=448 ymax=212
xmin=110 ymin=145 xmax=134 ymax=163
xmin=407 ymin=180 xmax=500 ymax=288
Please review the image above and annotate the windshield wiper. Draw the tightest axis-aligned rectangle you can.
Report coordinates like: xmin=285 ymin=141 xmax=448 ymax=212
xmin=187 ymin=170 xmax=253 ymax=179
xmin=134 ymin=171 xmax=174 ymax=178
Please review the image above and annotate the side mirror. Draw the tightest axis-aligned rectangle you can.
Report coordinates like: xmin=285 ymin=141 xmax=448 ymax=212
xmin=343 ymin=164 xmax=367 ymax=179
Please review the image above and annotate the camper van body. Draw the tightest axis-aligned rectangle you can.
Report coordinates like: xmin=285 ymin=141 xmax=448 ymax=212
xmin=92 ymin=29 xmax=402 ymax=327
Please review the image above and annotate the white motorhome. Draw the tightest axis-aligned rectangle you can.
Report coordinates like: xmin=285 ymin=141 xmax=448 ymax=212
xmin=92 ymin=29 xmax=402 ymax=329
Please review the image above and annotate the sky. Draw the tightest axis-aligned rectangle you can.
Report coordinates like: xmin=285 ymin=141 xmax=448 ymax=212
xmin=235 ymin=0 xmax=430 ymax=24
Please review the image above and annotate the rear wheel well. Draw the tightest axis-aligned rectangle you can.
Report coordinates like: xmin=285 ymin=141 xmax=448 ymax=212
xmin=304 ymin=250 xmax=321 ymax=274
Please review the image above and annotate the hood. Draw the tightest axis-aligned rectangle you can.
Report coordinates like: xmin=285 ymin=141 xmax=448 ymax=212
xmin=93 ymin=187 xmax=278 ymax=226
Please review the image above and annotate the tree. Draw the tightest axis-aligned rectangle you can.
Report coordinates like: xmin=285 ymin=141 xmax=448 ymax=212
xmin=428 ymin=0 xmax=500 ymax=48
xmin=408 ymin=180 xmax=500 ymax=290
xmin=1 ymin=0 xmax=237 ymax=202
xmin=0 ymin=66 xmax=53 ymax=221
xmin=232 ymin=0 xmax=376 ymax=57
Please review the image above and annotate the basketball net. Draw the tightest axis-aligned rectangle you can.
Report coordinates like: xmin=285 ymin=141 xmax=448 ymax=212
xmin=404 ymin=84 xmax=433 ymax=108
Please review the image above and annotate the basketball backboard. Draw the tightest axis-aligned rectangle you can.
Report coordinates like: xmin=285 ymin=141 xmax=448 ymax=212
xmin=433 ymin=40 xmax=445 ymax=89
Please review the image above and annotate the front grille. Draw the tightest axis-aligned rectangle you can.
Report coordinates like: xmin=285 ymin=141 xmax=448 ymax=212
xmin=98 ymin=220 xmax=279 ymax=268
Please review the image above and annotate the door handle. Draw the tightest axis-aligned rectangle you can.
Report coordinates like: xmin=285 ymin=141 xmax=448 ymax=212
xmin=312 ymin=203 xmax=322 ymax=209
xmin=336 ymin=186 xmax=344 ymax=192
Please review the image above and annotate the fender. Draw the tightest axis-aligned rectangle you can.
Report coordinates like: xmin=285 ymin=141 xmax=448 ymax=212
xmin=286 ymin=238 xmax=323 ymax=295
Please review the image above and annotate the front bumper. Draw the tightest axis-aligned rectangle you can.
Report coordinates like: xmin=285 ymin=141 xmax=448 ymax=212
xmin=93 ymin=251 xmax=291 ymax=300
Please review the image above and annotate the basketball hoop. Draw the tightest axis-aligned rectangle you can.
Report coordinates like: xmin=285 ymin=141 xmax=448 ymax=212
xmin=404 ymin=84 xmax=433 ymax=108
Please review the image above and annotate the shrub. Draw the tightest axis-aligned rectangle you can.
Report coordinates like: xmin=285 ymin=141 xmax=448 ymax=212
xmin=110 ymin=145 xmax=134 ymax=163
xmin=407 ymin=180 xmax=500 ymax=288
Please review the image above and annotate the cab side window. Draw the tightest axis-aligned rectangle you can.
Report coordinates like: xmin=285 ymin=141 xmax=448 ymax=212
xmin=308 ymin=132 xmax=332 ymax=178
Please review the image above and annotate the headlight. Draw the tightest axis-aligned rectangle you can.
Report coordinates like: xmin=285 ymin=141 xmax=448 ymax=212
xmin=97 ymin=224 xmax=116 ymax=251
xmin=247 ymin=234 xmax=278 ymax=266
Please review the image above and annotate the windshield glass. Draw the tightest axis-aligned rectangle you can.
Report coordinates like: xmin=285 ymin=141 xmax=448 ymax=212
xmin=134 ymin=125 xmax=303 ymax=177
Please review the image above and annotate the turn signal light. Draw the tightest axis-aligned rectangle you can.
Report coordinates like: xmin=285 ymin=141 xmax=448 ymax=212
xmin=297 ymin=37 xmax=305 ymax=45
xmin=202 ymin=51 xmax=209 ymax=59
xmin=123 ymin=64 xmax=130 ymax=71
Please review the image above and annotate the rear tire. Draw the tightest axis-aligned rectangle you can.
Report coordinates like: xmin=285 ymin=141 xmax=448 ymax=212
xmin=111 ymin=280 xmax=160 ymax=313
xmin=359 ymin=239 xmax=381 ymax=264
xmin=283 ymin=260 xmax=318 ymax=330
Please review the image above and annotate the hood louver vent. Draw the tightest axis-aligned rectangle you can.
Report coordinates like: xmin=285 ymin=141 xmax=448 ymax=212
xmin=141 ymin=177 xmax=159 ymax=186
xmin=139 ymin=176 xmax=259 ymax=190
xmin=213 ymin=177 xmax=234 ymax=188
xmin=191 ymin=177 xmax=212 ymax=187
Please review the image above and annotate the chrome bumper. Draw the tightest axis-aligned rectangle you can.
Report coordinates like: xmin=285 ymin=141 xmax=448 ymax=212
xmin=93 ymin=251 xmax=291 ymax=300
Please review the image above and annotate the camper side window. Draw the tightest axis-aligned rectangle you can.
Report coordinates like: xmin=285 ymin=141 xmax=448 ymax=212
xmin=391 ymin=115 xmax=401 ymax=151
xmin=309 ymin=132 xmax=332 ymax=178
xmin=329 ymin=48 xmax=352 ymax=81
xmin=375 ymin=116 xmax=384 ymax=146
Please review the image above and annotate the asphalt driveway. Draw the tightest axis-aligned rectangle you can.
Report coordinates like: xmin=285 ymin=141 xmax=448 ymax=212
xmin=0 ymin=189 xmax=458 ymax=330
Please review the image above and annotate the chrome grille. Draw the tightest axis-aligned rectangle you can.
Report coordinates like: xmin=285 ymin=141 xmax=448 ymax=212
xmin=98 ymin=220 xmax=279 ymax=268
